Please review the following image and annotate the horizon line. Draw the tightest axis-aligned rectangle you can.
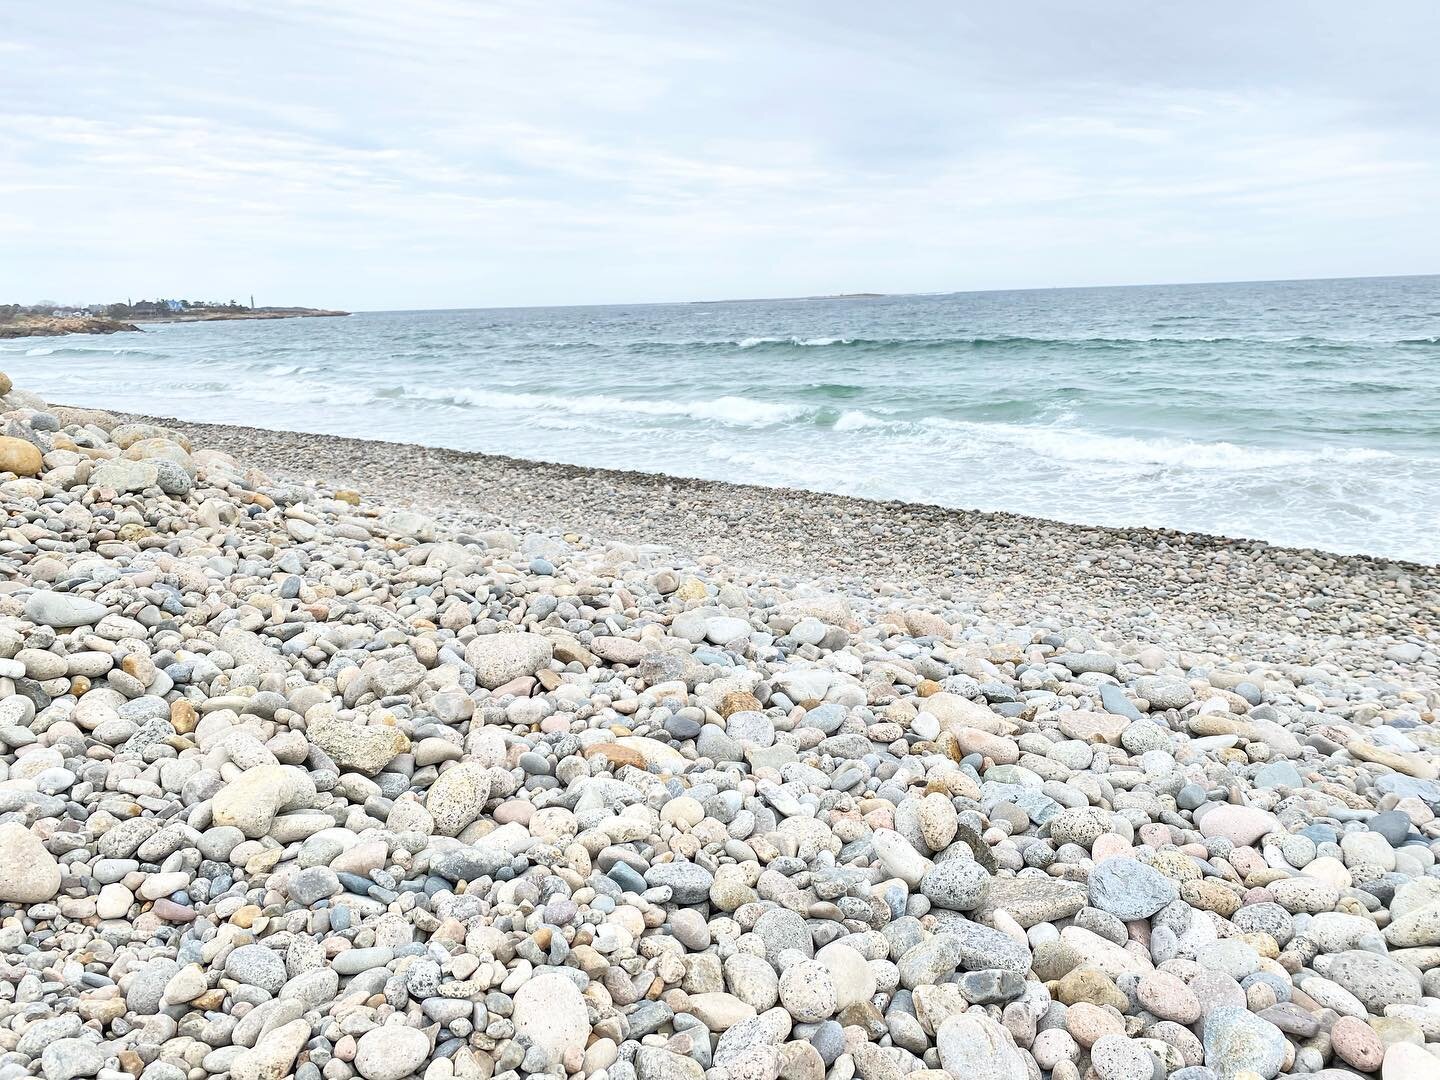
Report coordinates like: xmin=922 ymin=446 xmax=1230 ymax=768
xmin=15 ymin=269 xmax=1437 ymax=315
xmin=351 ymin=269 xmax=1438 ymax=314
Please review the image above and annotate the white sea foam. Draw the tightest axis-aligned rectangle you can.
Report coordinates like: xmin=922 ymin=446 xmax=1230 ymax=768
xmin=243 ymin=377 xmax=357 ymax=408
xmin=912 ymin=416 xmax=1396 ymax=470
xmin=403 ymin=385 xmax=804 ymax=427
xmin=736 ymin=335 xmax=853 ymax=348
xmin=834 ymin=410 xmax=882 ymax=431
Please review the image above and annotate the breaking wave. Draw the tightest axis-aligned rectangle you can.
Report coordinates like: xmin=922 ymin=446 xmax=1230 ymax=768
xmin=394 ymin=385 xmax=805 ymax=427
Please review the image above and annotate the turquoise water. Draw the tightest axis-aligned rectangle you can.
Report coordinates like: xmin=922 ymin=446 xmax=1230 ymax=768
xmin=6 ymin=275 xmax=1439 ymax=563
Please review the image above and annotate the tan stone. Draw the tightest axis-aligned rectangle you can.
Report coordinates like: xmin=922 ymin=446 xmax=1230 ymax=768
xmin=920 ymin=692 xmax=1012 ymax=734
xmin=584 ymin=743 xmax=647 ymax=770
xmin=1350 ymin=739 xmax=1439 ymax=779
xmin=0 ymin=436 xmax=42 ymax=477
xmin=170 ymin=699 xmax=198 ymax=734
xmin=1057 ymin=711 xmax=1128 ymax=744
xmin=719 ymin=692 xmax=762 ymax=718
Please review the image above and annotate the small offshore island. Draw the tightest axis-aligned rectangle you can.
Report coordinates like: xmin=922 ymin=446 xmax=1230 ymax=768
xmin=0 ymin=298 xmax=349 ymax=339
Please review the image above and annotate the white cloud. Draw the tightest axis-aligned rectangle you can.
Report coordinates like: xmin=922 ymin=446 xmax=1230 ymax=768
xmin=0 ymin=0 xmax=1436 ymax=307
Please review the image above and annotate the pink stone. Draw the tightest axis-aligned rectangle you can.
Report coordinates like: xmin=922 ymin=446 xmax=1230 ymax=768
xmin=1331 ymin=1016 xmax=1383 ymax=1072
xmin=1138 ymin=823 xmax=1174 ymax=849
xmin=1091 ymin=834 xmax=1134 ymax=862
xmin=151 ymin=898 xmax=197 ymax=922
xmin=489 ymin=675 xmax=536 ymax=698
xmin=493 ymin=799 xmax=534 ymax=826
xmin=952 ymin=727 xmax=1019 ymax=765
xmin=329 ymin=840 xmax=387 ymax=877
xmin=1227 ymin=846 xmax=1267 ymax=878
xmin=1197 ymin=804 xmax=1278 ymax=846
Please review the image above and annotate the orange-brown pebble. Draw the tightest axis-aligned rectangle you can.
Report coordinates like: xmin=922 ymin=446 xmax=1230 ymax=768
xmin=583 ymin=743 xmax=647 ymax=770
xmin=718 ymin=692 xmax=762 ymax=718
xmin=230 ymin=904 xmax=261 ymax=928
xmin=170 ymin=700 xmax=198 ymax=734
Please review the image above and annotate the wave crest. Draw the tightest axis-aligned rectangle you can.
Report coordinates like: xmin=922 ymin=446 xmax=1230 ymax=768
xmin=736 ymin=335 xmax=854 ymax=348
xmin=398 ymin=385 xmax=803 ymax=427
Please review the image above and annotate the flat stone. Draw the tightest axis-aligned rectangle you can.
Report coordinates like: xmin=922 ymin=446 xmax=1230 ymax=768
xmin=24 ymin=591 xmax=108 ymax=628
xmin=1088 ymin=858 xmax=1179 ymax=920
xmin=936 ymin=1011 xmax=1028 ymax=1080
xmin=974 ymin=876 xmax=1087 ymax=927
xmin=644 ymin=861 xmax=714 ymax=903
xmin=1197 ymin=804 xmax=1278 ymax=847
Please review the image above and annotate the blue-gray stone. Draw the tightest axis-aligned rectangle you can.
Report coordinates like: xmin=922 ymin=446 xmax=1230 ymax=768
xmin=958 ymin=968 xmax=1025 ymax=1003
xmin=664 ymin=715 xmax=702 ymax=740
xmin=431 ymin=846 xmax=509 ymax=883
xmin=608 ymin=863 xmax=647 ymax=894
xmin=804 ymin=704 xmax=847 ymax=735
xmin=1177 ymin=783 xmax=1208 ymax=810
xmin=1254 ymin=762 xmax=1303 ymax=790
xmin=1300 ymin=824 xmax=1338 ymax=845
xmin=1088 ymin=858 xmax=1179 ymax=920
xmin=626 ymin=1001 xmax=675 ymax=1038
xmin=337 ymin=872 xmax=374 ymax=894
xmin=1368 ymin=810 xmax=1412 ymax=846
xmin=1100 ymin=683 xmax=1143 ymax=721
xmin=1375 ymin=774 xmax=1440 ymax=805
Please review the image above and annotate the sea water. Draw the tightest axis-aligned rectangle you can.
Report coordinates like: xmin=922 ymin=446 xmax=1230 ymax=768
xmin=7 ymin=275 xmax=1438 ymax=563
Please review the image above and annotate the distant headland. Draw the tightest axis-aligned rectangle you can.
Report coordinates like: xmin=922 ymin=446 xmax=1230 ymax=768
xmin=688 ymin=292 xmax=887 ymax=305
xmin=0 ymin=298 xmax=349 ymax=338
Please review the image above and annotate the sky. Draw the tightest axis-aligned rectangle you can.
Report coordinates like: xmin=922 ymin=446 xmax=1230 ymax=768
xmin=1 ymin=1 xmax=1437 ymax=310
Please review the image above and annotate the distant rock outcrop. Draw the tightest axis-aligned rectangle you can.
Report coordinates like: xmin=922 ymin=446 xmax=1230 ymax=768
xmin=0 ymin=315 xmax=141 ymax=338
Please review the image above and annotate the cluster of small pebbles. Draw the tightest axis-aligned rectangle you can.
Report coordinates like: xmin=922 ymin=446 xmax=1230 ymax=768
xmin=147 ymin=414 xmax=1438 ymax=683
xmin=0 ymin=370 xmax=1436 ymax=1080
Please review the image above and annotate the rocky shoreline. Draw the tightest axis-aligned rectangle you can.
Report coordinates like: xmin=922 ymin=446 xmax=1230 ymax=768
xmin=0 ymin=370 xmax=1436 ymax=1080
xmin=0 ymin=316 xmax=140 ymax=339
xmin=0 ymin=309 xmax=349 ymax=339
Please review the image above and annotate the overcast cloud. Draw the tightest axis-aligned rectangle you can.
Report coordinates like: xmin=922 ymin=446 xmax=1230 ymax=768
xmin=1 ymin=1 xmax=1436 ymax=308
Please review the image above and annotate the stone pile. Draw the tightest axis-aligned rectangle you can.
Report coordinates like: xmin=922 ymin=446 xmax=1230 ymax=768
xmin=0 ymin=371 xmax=1436 ymax=1080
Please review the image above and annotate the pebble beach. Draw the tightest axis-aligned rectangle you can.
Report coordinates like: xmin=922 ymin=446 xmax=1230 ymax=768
xmin=0 ymin=368 xmax=1437 ymax=1080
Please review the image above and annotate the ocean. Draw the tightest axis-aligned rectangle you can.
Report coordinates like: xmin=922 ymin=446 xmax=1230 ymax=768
xmin=7 ymin=275 xmax=1438 ymax=564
